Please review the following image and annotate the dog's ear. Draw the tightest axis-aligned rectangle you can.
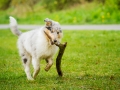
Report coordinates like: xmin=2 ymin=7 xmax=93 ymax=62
xmin=44 ymin=18 xmax=52 ymax=27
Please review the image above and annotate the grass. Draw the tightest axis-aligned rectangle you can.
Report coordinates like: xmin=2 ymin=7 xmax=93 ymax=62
xmin=0 ymin=30 xmax=120 ymax=90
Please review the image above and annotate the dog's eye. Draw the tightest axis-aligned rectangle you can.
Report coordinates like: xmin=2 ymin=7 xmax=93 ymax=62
xmin=57 ymin=32 xmax=59 ymax=34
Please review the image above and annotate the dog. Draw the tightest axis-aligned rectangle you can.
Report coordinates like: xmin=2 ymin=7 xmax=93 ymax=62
xmin=9 ymin=16 xmax=63 ymax=80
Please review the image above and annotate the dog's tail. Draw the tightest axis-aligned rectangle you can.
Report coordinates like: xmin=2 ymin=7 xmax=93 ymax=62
xmin=9 ymin=16 xmax=22 ymax=36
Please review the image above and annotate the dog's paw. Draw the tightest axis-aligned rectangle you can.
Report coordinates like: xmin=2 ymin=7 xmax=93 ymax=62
xmin=27 ymin=77 xmax=34 ymax=81
xmin=44 ymin=67 xmax=49 ymax=72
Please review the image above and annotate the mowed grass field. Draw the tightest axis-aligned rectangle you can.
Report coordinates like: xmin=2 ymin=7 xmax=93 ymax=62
xmin=0 ymin=30 xmax=120 ymax=90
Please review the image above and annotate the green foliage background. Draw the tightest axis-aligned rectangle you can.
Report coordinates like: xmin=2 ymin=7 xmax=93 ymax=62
xmin=0 ymin=0 xmax=120 ymax=24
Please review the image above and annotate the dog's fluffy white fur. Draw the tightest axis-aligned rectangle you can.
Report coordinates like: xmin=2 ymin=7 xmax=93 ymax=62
xmin=9 ymin=16 xmax=63 ymax=80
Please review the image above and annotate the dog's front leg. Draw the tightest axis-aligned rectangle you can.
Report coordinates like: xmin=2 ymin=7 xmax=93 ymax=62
xmin=45 ymin=58 xmax=53 ymax=71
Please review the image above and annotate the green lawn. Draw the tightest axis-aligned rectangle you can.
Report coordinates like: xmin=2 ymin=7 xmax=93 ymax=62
xmin=0 ymin=30 xmax=120 ymax=90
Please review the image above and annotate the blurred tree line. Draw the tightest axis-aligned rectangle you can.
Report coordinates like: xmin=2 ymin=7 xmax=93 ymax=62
xmin=0 ymin=0 xmax=38 ymax=10
xmin=0 ymin=0 xmax=120 ymax=11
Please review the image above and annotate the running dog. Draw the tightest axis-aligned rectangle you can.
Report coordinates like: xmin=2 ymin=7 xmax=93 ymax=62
xmin=9 ymin=16 xmax=63 ymax=80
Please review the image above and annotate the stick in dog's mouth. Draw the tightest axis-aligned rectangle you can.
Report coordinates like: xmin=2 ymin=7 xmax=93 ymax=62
xmin=44 ymin=30 xmax=67 ymax=77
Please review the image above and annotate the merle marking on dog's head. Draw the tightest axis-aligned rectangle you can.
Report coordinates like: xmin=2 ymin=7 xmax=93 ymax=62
xmin=44 ymin=18 xmax=63 ymax=45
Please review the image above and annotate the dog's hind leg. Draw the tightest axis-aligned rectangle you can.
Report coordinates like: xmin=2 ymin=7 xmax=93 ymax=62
xmin=21 ymin=53 xmax=34 ymax=81
xmin=18 ymin=40 xmax=34 ymax=80
xmin=45 ymin=58 xmax=53 ymax=71
xmin=32 ymin=57 xmax=40 ymax=79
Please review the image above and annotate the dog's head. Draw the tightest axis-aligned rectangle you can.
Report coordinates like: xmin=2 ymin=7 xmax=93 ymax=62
xmin=44 ymin=18 xmax=63 ymax=45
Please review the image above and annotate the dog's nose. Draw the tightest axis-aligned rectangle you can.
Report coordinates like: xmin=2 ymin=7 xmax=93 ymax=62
xmin=54 ymin=40 xmax=57 ymax=43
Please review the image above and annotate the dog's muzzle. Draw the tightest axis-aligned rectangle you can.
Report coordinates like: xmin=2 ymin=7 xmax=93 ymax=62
xmin=44 ymin=31 xmax=59 ymax=45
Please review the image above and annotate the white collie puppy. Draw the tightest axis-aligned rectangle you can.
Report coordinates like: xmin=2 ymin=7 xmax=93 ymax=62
xmin=9 ymin=16 xmax=63 ymax=80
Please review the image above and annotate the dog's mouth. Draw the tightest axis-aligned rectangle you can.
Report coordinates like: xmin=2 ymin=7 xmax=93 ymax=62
xmin=51 ymin=42 xmax=54 ymax=45
xmin=51 ymin=41 xmax=60 ymax=45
